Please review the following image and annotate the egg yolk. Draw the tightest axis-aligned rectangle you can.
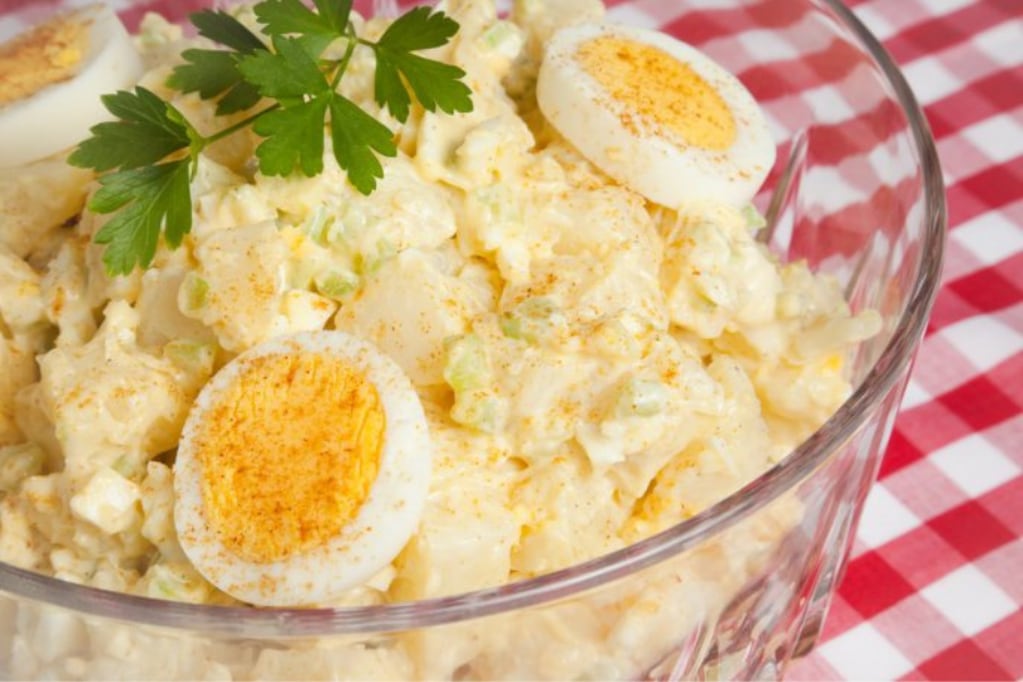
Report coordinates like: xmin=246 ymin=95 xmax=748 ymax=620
xmin=0 ymin=12 xmax=88 ymax=106
xmin=576 ymin=36 xmax=737 ymax=151
xmin=190 ymin=352 xmax=385 ymax=564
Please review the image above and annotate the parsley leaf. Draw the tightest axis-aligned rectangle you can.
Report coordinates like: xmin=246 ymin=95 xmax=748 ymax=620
xmin=377 ymin=6 xmax=459 ymax=52
xmin=255 ymin=0 xmax=351 ymax=59
xmin=215 ymin=80 xmax=264 ymax=115
xmin=370 ymin=7 xmax=473 ymax=122
xmin=238 ymin=36 xmax=330 ymax=99
xmin=255 ymin=0 xmax=336 ymax=39
xmin=168 ymin=11 xmax=266 ymax=114
xmin=167 ymin=49 xmax=263 ymax=115
xmin=312 ymin=0 xmax=352 ymax=33
xmin=329 ymin=95 xmax=398 ymax=194
xmin=376 ymin=52 xmax=472 ymax=121
xmin=169 ymin=49 xmax=241 ymax=99
xmin=252 ymin=97 xmax=329 ymax=177
xmin=69 ymin=87 xmax=190 ymax=172
xmin=242 ymin=37 xmax=396 ymax=188
xmin=71 ymin=0 xmax=472 ymax=275
xmin=89 ymin=161 xmax=193 ymax=274
xmin=190 ymin=10 xmax=266 ymax=54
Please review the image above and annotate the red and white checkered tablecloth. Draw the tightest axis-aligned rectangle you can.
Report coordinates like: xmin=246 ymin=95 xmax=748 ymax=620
xmin=786 ymin=1 xmax=1023 ymax=679
xmin=598 ymin=1 xmax=1023 ymax=677
xmin=2 ymin=0 xmax=1020 ymax=679
xmin=606 ymin=4 xmax=1019 ymax=679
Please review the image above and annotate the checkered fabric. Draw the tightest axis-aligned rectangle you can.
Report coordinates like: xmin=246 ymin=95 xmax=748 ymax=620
xmin=612 ymin=0 xmax=1021 ymax=679
xmin=785 ymin=1 xmax=1023 ymax=679
xmin=1 ymin=0 xmax=1020 ymax=679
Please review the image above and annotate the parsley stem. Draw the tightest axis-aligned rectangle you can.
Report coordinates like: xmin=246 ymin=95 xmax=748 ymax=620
xmin=202 ymin=105 xmax=280 ymax=145
xmin=331 ymin=26 xmax=360 ymax=91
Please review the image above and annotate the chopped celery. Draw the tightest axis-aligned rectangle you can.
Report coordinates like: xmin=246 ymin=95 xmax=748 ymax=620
xmin=443 ymin=334 xmax=492 ymax=392
xmin=163 ymin=340 xmax=216 ymax=379
xmin=742 ymin=204 xmax=767 ymax=231
xmin=443 ymin=336 xmax=503 ymax=432
xmin=499 ymin=314 xmax=524 ymax=340
xmin=480 ymin=21 xmax=521 ymax=51
xmin=355 ymin=239 xmax=397 ymax=276
xmin=474 ymin=185 xmax=522 ymax=227
xmin=519 ymin=297 xmax=559 ymax=318
xmin=144 ymin=564 xmax=210 ymax=603
xmin=111 ymin=454 xmax=143 ymax=480
xmin=302 ymin=206 xmax=336 ymax=245
xmin=179 ymin=272 xmax=209 ymax=313
xmin=315 ymin=269 xmax=361 ymax=301
xmin=0 ymin=443 xmax=45 ymax=492
xmin=451 ymin=391 xmax=502 ymax=434
xmin=500 ymin=297 xmax=561 ymax=344
xmin=615 ymin=378 xmax=671 ymax=418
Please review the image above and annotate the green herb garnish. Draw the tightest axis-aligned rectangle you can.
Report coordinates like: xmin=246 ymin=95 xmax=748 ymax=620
xmin=69 ymin=0 xmax=473 ymax=275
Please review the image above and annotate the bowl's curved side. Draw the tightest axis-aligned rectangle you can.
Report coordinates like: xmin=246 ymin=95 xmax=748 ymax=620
xmin=0 ymin=0 xmax=945 ymax=646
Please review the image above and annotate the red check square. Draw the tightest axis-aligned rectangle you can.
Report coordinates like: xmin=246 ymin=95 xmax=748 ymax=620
xmin=840 ymin=551 xmax=919 ymax=618
xmin=910 ymin=637 xmax=1014 ymax=681
xmin=927 ymin=500 xmax=1017 ymax=561
xmin=879 ymin=430 xmax=928 ymax=479
xmin=937 ymin=375 xmax=1022 ymax=432
xmin=946 ymin=267 xmax=1022 ymax=318
xmin=972 ymin=609 xmax=1023 ymax=680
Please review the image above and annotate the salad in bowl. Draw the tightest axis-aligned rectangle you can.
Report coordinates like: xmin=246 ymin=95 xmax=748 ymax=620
xmin=0 ymin=0 xmax=943 ymax=679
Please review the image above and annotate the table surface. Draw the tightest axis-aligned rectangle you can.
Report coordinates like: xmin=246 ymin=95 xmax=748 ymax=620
xmin=2 ymin=0 xmax=1021 ymax=680
xmin=787 ymin=1 xmax=1023 ymax=679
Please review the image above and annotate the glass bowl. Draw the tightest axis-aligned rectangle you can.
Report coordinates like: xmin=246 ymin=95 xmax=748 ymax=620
xmin=0 ymin=0 xmax=945 ymax=679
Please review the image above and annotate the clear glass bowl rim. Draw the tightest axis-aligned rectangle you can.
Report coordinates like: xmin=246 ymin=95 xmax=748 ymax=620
xmin=0 ymin=0 xmax=946 ymax=638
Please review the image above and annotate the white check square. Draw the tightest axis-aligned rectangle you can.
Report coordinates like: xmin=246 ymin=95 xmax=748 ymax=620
xmin=902 ymin=56 xmax=963 ymax=105
xmin=900 ymin=377 xmax=932 ymax=410
xmin=960 ymin=113 xmax=1023 ymax=166
xmin=951 ymin=208 xmax=1023 ymax=267
xmin=972 ymin=20 xmax=1023 ymax=66
xmin=930 ymin=434 xmax=1021 ymax=498
xmin=940 ymin=314 xmax=1023 ymax=374
xmin=857 ymin=484 xmax=922 ymax=548
xmin=818 ymin=621 xmax=915 ymax=680
xmin=920 ymin=564 xmax=1016 ymax=636
xmin=606 ymin=5 xmax=662 ymax=29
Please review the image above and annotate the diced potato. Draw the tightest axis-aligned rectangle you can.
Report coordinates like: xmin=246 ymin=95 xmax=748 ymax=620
xmin=335 ymin=250 xmax=481 ymax=385
xmin=0 ymin=338 xmax=36 ymax=446
xmin=0 ymin=159 xmax=92 ymax=262
xmin=37 ymin=301 xmax=197 ymax=485
xmin=185 ymin=220 xmax=288 ymax=352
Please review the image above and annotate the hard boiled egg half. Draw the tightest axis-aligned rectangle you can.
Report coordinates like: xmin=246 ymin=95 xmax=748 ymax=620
xmin=537 ymin=23 xmax=776 ymax=209
xmin=174 ymin=331 xmax=432 ymax=607
xmin=0 ymin=4 xmax=143 ymax=168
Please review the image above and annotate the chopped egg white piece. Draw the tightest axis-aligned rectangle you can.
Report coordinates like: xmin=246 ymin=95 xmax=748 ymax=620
xmin=174 ymin=331 xmax=432 ymax=606
xmin=69 ymin=467 xmax=141 ymax=535
xmin=537 ymin=22 xmax=776 ymax=209
xmin=0 ymin=4 xmax=143 ymax=168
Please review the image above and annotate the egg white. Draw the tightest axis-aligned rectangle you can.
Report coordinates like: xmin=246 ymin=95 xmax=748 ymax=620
xmin=536 ymin=23 xmax=776 ymax=209
xmin=174 ymin=331 xmax=433 ymax=607
xmin=0 ymin=4 xmax=144 ymax=168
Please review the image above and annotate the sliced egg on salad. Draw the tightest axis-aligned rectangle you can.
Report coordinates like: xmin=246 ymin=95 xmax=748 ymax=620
xmin=0 ymin=4 xmax=143 ymax=168
xmin=537 ymin=23 xmax=776 ymax=209
xmin=174 ymin=331 xmax=432 ymax=607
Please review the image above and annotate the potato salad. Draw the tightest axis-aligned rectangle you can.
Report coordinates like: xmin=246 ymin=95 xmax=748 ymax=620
xmin=0 ymin=0 xmax=879 ymax=676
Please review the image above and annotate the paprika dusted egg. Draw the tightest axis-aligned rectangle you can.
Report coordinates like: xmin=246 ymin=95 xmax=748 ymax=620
xmin=174 ymin=331 xmax=432 ymax=606
xmin=537 ymin=23 xmax=775 ymax=209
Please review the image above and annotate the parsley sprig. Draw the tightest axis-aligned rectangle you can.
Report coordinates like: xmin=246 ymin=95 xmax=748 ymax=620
xmin=69 ymin=0 xmax=473 ymax=275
